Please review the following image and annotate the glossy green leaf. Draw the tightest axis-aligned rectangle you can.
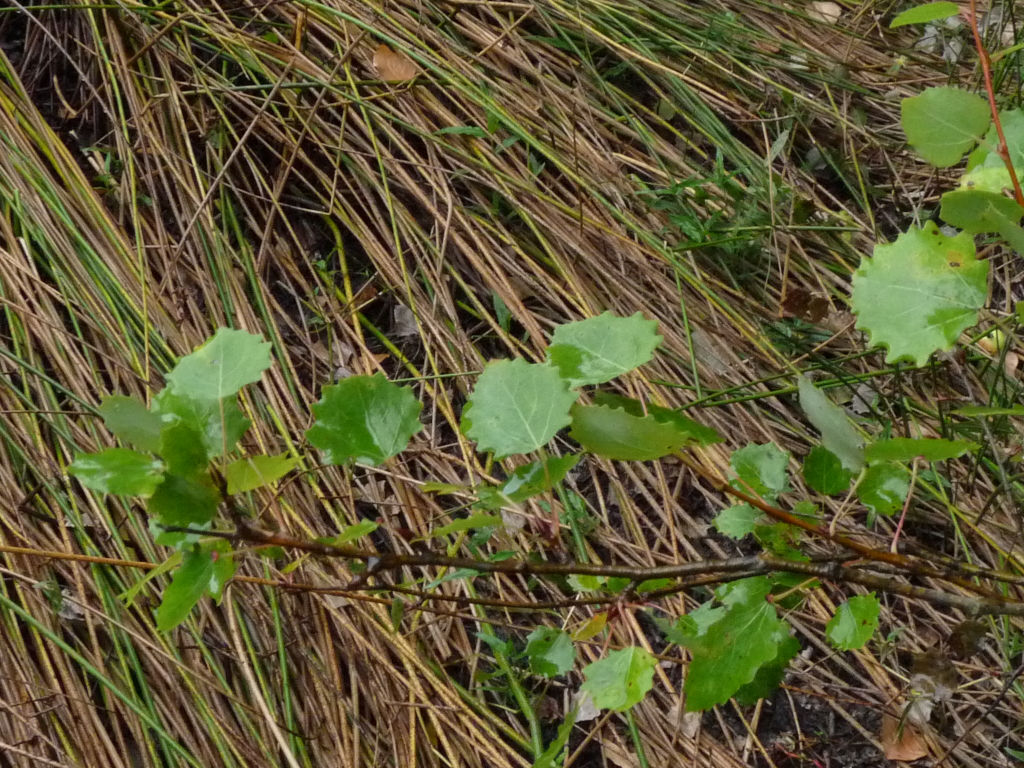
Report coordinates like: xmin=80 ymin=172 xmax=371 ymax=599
xmin=864 ymin=437 xmax=975 ymax=463
xmin=580 ymin=647 xmax=656 ymax=711
xmin=152 ymin=390 xmax=250 ymax=457
xmin=156 ymin=545 xmax=234 ymax=631
xmin=570 ymin=398 xmax=716 ymax=461
xmin=205 ymin=541 xmax=236 ymax=603
xmin=99 ymin=395 xmax=163 ymax=453
xmin=826 ymin=594 xmax=880 ymax=650
xmin=890 ymin=2 xmax=959 ymax=27
xmin=901 ymin=87 xmax=990 ymax=167
xmin=148 ymin=472 xmax=220 ymax=533
xmin=797 ymin=376 xmax=864 ymax=471
xmin=592 ymin=392 xmax=721 ymax=444
xmin=69 ymin=449 xmax=165 ymax=496
xmin=307 ymin=374 xmax=423 ymax=466
xmin=166 ymin=328 xmax=272 ymax=401
xmin=680 ymin=576 xmax=792 ymax=711
xmin=856 ymin=463 xmax=910 ymax=517
xmin=851 ymin=222 xmax=988 ymax=365
xmin=547 ymin=311 xmax=662 ymax=386
xmin=150 ymin=518 xmax=209 ymax=551
xmin=525 ymin=627 xmax=576 ymax=678
xmin=731 ymin=443 xmax=790 ymax=499
xmin=224 ymin=453 xmax=298 ymax=494
xmin=733 ymin=635 xmax=801 ymax=705
xmin=713 ymin=504 xmax=761 ymax=539
xmin=802 ymin=446 xmax=853 ymax=495
xmin=463 ymin=359 xmax=576 ymax=458
xmin=160 ymin=422 xmax=209 ymax=476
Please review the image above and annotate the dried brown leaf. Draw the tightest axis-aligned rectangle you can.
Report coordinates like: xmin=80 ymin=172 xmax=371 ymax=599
xmin=881 ymin=715 xmax=928 ymax=762
xmin=781 ymin=286 xmax=830 ymax=323
xmin=373 ymin=44 xmax=419 ymax=82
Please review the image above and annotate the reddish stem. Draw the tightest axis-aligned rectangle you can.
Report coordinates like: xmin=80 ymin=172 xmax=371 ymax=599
xmin=968 ymin=0 xmax=1024 ymax=207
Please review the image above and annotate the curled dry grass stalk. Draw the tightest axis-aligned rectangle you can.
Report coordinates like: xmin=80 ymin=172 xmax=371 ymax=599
xmin=0 ymin=0 xmax=1022 ymax=765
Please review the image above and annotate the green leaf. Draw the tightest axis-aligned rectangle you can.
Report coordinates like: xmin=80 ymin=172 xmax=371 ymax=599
xmin=681 ymin=576 xmax=793 ymax=711
xmin=851 ymin=222 xmax=988 ymax=365
xmin=148 ymin=472 xmax=220 ymax=533
xmin=963 ymin=110 xmax=1024 ymax=190
xmin=592 ymin=392 xmax=722 ymax=444
xmin=166 ymin=328 xmax=272 ymax=401
xmin=152 ymin=390 xmax=250 ymax=457
xmin=476 ymin=454 xmax=581 ymax=510
xmin=307 ymin=374 xmax=423 ymax=466
xmin=901 ymin=87 xmax=990 ymax=167
xmin=477 ymin=631 xmax=513 ymax=656
xmin=150 ymin=518 xmax=209 ymax=550
xmin=797 ymin=377 xmax=864 ymax=471
xmin=568 ymin=574 xmax=603 ymax=592
xmin=580 ymin=647 xmax=656 ymax=711
xmin=156 ymin=549 xmax=211 ymax=631
xmin=659 ymin=601 xmax=726 ymax=646
xmin=120 ymin=552 xmax=182 ymax=607
xmin=69 ymin=449 xmax=165 ymax=496
xmin=424 ymin=567 xmax=479 ymax=589
xmin=525 ymin=627 xmax=576 ymax=678
xmin=636 ymin=578 xmax=673 ymax=593
xmin=502 ymin=454 xmax=580 ymax=499
xmin=941 ymin=189 xmax=1024 ymax=233
xmin=826 ymin=594 xmax=880 ymax=651
xmin=533 ymin=708 xmax=577 ymax=768
xmin=328 ymin=519 xmax=379 ymax=545
xmin=864 ymin=437 xmax=975 ymax=463
xmin=431 ymin=513 xmax=503 ymax=537
xmin=433 ymin=125 xmax=488 ymax=137
xmin=753 ymin=522 xmax=806 ymax=561
xmin=802 ymin=447 xmax=853 ymax=495
xmin=941 ymin=188 xmax=1024 ymax=256
xmin=890 ymin=2 xmax=959 ymax=27
xmin=733 ymin=635 xmax=801 ymax=705
xmin=568 ymin=394 xmax=717 ymax=462
xmin=856 ymin=463 xmax=910 ymax=517
xmin=99 ymin=395 xmax=163 ymax=453
xmin=547 ymin=311 xmax=662 ymax=386
xmin=953 ymin=405 xmax=1024 ymax=417
xmin=791 ymin=500 xmax=821 ymax=520
xmin=205 ymin=541 xmax=236 ymax=603
xmin=156 ymin=545 xmax=234 ymax=631
xmin=224 ymin=453 xmax=298 ymax=494
xmin=731 ymin=443 xmax=790 ymax=498
xmin=160 ymin=422 xmax=209 ymax=476
xmin=462 ymin=359 xmax=576 ymax=458
xmin=713 ymin=504 xmax=761 ymax=539
xmin=569 ymin=405 xmax=684 ymax=460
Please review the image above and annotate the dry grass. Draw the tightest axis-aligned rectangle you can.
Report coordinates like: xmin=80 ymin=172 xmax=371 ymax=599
xmin=0 ymin=0 xmax=1023 ymax=765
